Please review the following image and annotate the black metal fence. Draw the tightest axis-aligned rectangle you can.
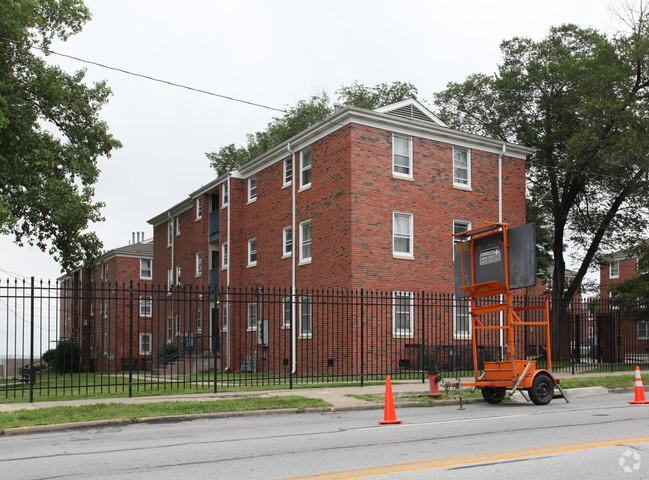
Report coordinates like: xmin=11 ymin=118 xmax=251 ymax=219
xmin=1 ymin=278 xmax=648 ymax=402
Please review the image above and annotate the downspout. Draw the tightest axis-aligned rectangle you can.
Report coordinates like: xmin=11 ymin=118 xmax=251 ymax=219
xmin=498 ymin=144 xmax=506 ymax=358
xmin=287 ymin=142 xmax=297 ymax=374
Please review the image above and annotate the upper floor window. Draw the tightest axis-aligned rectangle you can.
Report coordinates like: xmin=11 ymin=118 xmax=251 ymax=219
xmin=393 ymin=212 xmax=413 ymax=258
xmin=139 ymin=333 xmax=152 ymax=355
xmin=176 ymin=265 xmax=181 ymax=285
xmin=392 ymin=134 xmax=413 ymax=178
xmin=248 ymin=174 xmax=257 ymax=202
xmin=300 ymin=146 xmax=312 ymax=189
xmin=222 ymin=181 xmax=229 ymax=207
xmin=175 ymin=216 xmax=181 ymax=236
xmin=610 ymin=260 xmax=620 ymax=279
xmin=195 ymin=252 xmax=202 ymax=277
xmin=283 ymin=156 xmax=292 ymax=187
xmin=196 ymin=197 xmax=202 ymax=220
xmin=140 ymin=259 xmax=152 ymax=279
xmin=248 ymin=238 xmax=258 ymax=267
xmin=222 ymin=242 xmax=229 ymax=269
xmin=453 ymin=147 xmax=471 ymax=188
xmin=139 ymin=296 xmax=153 ymax=317
xmin=300 ymin=220 xmax=312 ymax=264
xmin=167 ymin=220 xmax=173 ymax=246
xmin=283 ymin=226 xmax=292 ymax=257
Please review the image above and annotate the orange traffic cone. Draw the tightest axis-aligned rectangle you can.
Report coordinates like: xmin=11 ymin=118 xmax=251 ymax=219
xmin=629 ymin=366 xmax=649 ymax=404
xmin=379 ymin=375 xmax=403 ymax=424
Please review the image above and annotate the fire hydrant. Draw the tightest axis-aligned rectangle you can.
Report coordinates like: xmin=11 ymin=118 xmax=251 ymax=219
xmin=427 ymin=365 xmax=442 ymax=398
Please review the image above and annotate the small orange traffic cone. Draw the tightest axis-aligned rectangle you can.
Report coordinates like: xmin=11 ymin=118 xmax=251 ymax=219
xmin=629 ymin=366 xmax=649 ymax=404
xmin=379 ymin=375 xmax=403 ymax=424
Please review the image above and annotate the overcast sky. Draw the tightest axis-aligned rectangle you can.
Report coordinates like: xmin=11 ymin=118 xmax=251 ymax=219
xmin=0 ymin=0 xmax=625 ymax=283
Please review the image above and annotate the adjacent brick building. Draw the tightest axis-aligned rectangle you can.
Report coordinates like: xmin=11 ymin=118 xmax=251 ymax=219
xmin=148 ymin=99 xmax=532 ymax=372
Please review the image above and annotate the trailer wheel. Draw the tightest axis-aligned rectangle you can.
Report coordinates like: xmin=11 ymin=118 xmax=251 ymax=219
xmin=482 ymin=387 xmax=506 ymax=404
xmin=529 ymin=373 xmax=554 ymax=405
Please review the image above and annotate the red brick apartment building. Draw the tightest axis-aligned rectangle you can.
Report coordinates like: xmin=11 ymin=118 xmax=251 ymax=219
xmin=147 ymin=99 xmax=532 ymax=372
xmin=59 ymin=235 xmax=154 ymax=372
xmin=600 ymin=252 xmax=638 ymax=297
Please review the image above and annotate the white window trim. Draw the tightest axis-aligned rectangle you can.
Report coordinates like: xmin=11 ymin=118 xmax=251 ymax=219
xmin=167 ymin=267 xmax=173 ymax=294
xmin=196 ymin=309 xmax=203 ymax=333
xmin=610 ymin=260 xmax=620 ymax=279
xmin=453 ymin=220 xmax=471 ymax=260
xmin=392 ymin=134 xmax=413 ymax=180
xmin=196 ymin=252 xmax=202 ymax=277
xmin=299 ymin=147 xmax=312 ymax=191
xmin=453 ymin=146 xmax=472 ymax=189
xmin=167 ymin=221 xmax=173 ymax=247
xmin=176 ymin=265 xmax=181 ymax=286
xmin=639 ymin=321 xmax=649 ymax=340
xmin=282 ymin=297 xmax=292 ymax=329
xmin=221 ymin=182 xmax=229 ymax=208
xmin=196 ymin=197 xmax=202 ymax=220
xmin=221 ymin=303 xmax=229 ymax=332
xmin=175 ymin=216 xmax=181 ymax=236
xmin=221 ymin=242 xmax=229 ymax=270
xmin=299 ymin=219 xmax=312 ymax=265
xmin=248 ymin=302 xmax=258 ymax=331
xmin=299 ymin=295 xmax=312 ymax=339
xmin=283 ymin=156 xmax=292 ymax=188
xmin=453 ymin=297 xmax=472 ymax=340
xmin=393 ymin=212 xmax=414 ymax=259
xmin=282 ymin=226 xmax=292 ymax=258
xmin=175 ymin=313 xmax=181 ymax=336
xmin=139 ymin=295 xmax=152 ymax=318
xmin=248 ymin=238 xmax=258 ymax=267
xmin=392 ymin=291 xmax=414 ymax=338
xmin=139 ymin=333 xmax=152 ymax=355
xmin=140 ymin=258 xmax=152 ymax=280
xmin=248 ymin=174 xmax=257 ymax=203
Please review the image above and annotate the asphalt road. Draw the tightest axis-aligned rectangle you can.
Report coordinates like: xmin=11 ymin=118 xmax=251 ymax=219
xmin=1 ymin=393 xmax=648 ymax=479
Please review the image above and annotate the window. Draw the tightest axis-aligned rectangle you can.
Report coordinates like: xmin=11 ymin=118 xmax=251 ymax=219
xmin=610 ymin=260 xmax=620 ymax=279
xmin=175 ymin=216 xmax=181 ymax=236
xmin=222 ymin=242 xmax=229 ymax=269
xmin=248 ymin=174 xmax=257 ymax=202
xmin=167 ymin=267 xmax=173 ymax=293
xmin=196 ymin=197 xmax=202 ymax=220
xmin=283 ymin=297 xmax=292 ymax=328
xmin=283 ymin=226 xmax=292 ymax=257
xmin=167 ymin=316 xmax=173 ymax=342
xmin=299 ymin=295 xmax=312 ymax=338
xmin=392 ymin=134 xmax=412 ymax=178
xmin=168 ymin=220 xmax=173 ymax=246
xmin=300 ymin=220 xmax=312 ymax=263
xmin=140 ymin=259 xmax=152 ymax=279
xmin=248 ymin=238 xmax=258 ymax=267
xmin=393 ymin=291 xmax=414 ymax=337
xmin=639 ymin=321 xmax=649 ymax=340
xmin=222 ymin=181 xmax=229 ymax=207
xmin=139 ymin=296 xmax=152 ymax=317
xmin=453 ymin=147 xmax=471 ymax=187
xmin=103 ymin=299 xmax=109 ymax=318
xmin=139 ymin=333 xmax=152 ymax=355
xmin=197 ymin=309 xmax=203 ymax=333
xmin=393 ymin=212 xmax=413 ymax=258
xmin=453 ymin=220 xmax=471 ymax=258
xmin=221 ymin=303 xmax=229 ymax=331
xmin=248 ymin=302 xmax=258 ymax=331
xmin=175 ymin=314 xmax=181 ymax=336
xmin=300 ymin=146 xmax=312 ymax=189
xmin=176 ymin=265 xmax=181 ymax=285
xmin=283 ymin=156 xmax=292 ymax=186
xmin=101 ymin=263 xmax=108 ymax=281
xmin=454 ymin=298 xmax=471 ymax=339
xmin=196 ymin=252 xmax=202 ymax=277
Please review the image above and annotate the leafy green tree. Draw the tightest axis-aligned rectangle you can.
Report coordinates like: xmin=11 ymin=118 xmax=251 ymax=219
xmin=0 ymin=0 xmax=121 ymax=271
xmin=434 ymin=7 xmax=649 ymax=339
xmin=207 ymin=82 xmax=419 ymax=176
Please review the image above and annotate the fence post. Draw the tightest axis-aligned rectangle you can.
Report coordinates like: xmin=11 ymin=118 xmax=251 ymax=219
xmin=290 ymin=286 xmax=294 ymax=390
xmin=128 ymin=280 xmax=134 ymax=398
xmin=360 ymin=289 xmax=364 ymax=388
xmin=420 ymin=291 xmax=425 ymax=384
xmin=29 ymin=277 xmax=35 ymax=403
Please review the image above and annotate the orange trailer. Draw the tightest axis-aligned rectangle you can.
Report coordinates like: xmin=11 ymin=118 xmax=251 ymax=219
xmin=453 ymin=222 xmax=568 ymax=405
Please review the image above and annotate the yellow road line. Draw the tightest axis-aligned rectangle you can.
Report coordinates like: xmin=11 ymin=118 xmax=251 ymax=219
xmin=282 ymin=435 xmax=649 ymax=480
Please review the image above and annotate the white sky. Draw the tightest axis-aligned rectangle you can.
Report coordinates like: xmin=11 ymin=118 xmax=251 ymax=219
xmin=0 ymin=0 xmax=625 ymax=283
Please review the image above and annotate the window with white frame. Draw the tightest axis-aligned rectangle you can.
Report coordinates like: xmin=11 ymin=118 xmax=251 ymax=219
xmin=300 ymin=146 xmax=312 ymax=189
xmin=283 ymin=156 xmax=292 ymax=186
xmin=140 ymin=258 xmax=152 ymax=279
xmin=283 ymin=297 xmax=292 ymax=328
xmin=248 ymin=238 xmax=258 ymax=267
xmin=299 ymin=295 xmax=312 ymax=338
xmin=196 ymin=309 xmax=203 ymax=333
xmin=248 ymin=302 xmax=258 ymax=331
xmin=300 ymin=220 xmax=312 ymax=263
xmin=196 ymin=252 xmax=202 ymax=277
xmin=196 ymin=197 xmax=202 ymax=220
xmin=167 ymin=316 xmax=173 ymax=342
xmin=139 ymin=333 xmax=152 ymax=355
xmin=248 ymin=174 xmax=257 ymax=202
xmin=222 ymin=242 xmax=229 ymax=269
xmin=454 ymin=298 xmax=471 ymax=339
xmin=175 ymin=215 xmax=181 ymax=236
xmin=103 ymin=299 xmax=109 ymax=318
xmin=453 ymin=220 xmax=471 ymax=259
xmin=139 ymin=295 xmax=152 ymax=317
xmin=221 ymin=303 xmax=229 ymax=331
xmin=222 ymin=181 xmax=229 ymax=207
xmin=453 ymin=147 xmax=471 ymax=187
xmin=175 ymin=314 xmax=181 ymax=336
xmin=283 ymin=226 xmax=292 ymax=257
xmin=393 ymin=212 xmax=413 ymax=258
xmin=610 ymin=260 xmax=620 ymax=279
xmin=392 ymin=134 xmax=412 ymax=178
xmin=168 ymin=220 xmax=173 ymax=246
xmin=176 ymin=265 xmax=181 ymax=285
xmin=393 ymin=291 xmax=414 ymax=337
xmin=639 ymin=321 xmax=649 ymax=340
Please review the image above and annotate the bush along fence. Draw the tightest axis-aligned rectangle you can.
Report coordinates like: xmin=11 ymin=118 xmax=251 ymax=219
xmin=1 ymin=278 xmax=648 ymax=402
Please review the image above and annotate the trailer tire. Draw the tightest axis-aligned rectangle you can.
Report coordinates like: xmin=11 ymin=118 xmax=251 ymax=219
xmin=482 ymin=387 xmax=506 ymax=404
xmin=529 ymin=373 xmax=554 ymax=405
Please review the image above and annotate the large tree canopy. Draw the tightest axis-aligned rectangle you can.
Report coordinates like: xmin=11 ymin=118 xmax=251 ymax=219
xmin=207 ymin=82 xmax=419 ymax=176
xmin=434 ymin=8 xmax=649 ymax=331
xmin=0 ymin=0 xmax=121 ymax=271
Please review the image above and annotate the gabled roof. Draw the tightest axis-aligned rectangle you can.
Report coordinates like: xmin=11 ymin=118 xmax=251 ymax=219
xmin=373 ymin=98 xmax=448 ymax=127
xmin=103 ymin=238 xmax=153 ymax=261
